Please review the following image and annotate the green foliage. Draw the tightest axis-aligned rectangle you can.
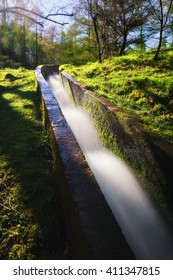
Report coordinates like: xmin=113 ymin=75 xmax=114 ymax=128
xmin=0 ymin=21 xmax=60 ymax=68
xmin=0 ymin=69 xmax=65 ymax=259
xmin=60 ymin=50 xmax=173 ymax=142
xmin=0 ymin=19 xmax=98 ymax=68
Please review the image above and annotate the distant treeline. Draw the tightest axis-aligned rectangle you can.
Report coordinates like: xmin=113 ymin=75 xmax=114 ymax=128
xmin=0 ymin=0 xmax=173 ymax=67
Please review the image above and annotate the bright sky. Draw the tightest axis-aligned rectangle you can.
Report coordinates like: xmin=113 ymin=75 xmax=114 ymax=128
xmin=27 ymin=0 xmax=76 ymax=15
xmin=33 ymin=0 xmax=76 ymax=30
xmin=5 ymin=0 xmax=76 ymax=26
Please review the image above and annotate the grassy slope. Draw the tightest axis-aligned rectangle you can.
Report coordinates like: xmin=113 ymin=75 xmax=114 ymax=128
xmin=60 ymin=51 xmax=173 ymax=142
xmin=0 ymin=68 xmax=65 ymax=259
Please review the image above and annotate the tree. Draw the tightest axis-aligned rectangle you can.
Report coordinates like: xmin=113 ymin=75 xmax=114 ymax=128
xmin=106 ymin=0 xmax=149 ymax=55
xmin=0 ymin=1 xmax=75 ymax=67
xmin=86 ymin=0 xmax=103 ymax=62
xmin=72 ymin=0 xmax=101 ymax=62
xmin=148 ymin=0 xmax=173 ymax=59
xmin=75 ymin=0 xmax=150 ymax=61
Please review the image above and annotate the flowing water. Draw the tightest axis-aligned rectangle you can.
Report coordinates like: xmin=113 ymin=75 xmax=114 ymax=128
xmin=48 ymin=74 xmax=173 ymax=259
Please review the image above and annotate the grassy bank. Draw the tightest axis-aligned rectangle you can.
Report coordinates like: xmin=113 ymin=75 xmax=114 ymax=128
xmin=60 ymin=51 xmax=173 ymax=142
xmin=0 ymin=68 xmax=65 ymax=259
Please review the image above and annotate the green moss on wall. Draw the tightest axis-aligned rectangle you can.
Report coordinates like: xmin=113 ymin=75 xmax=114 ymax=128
xmin=61 ymin=72 xmax=167 ymax=209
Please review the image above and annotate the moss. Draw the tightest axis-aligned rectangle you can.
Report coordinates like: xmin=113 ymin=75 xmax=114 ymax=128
xmin=61 ymin=50 xmax=173 ymax=142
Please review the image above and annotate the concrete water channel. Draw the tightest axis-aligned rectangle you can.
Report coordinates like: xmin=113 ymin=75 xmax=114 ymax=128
xmin=36 ymin=65 xmax=173 ymax=260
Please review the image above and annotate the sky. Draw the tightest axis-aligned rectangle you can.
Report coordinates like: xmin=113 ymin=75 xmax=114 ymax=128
xmin=33 ymin=0 xmax=76 ymax=30
xmin=4 ymin=0 xmax=76 ymax=27
xmin=27 ymin=0 xmax=76 ymax=16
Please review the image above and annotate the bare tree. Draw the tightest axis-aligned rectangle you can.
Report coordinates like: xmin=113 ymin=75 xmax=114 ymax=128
xmin=148 ymin=0 xmax=173 ymax=59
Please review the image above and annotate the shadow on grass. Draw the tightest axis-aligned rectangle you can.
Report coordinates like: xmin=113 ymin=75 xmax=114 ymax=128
xmin=133 ymin=78 xmax=172 ymax=106
xmin=0 ymin=84 xmax=67 ymax=259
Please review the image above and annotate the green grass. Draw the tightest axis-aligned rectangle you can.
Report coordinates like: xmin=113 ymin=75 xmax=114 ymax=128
xmin=60 ymin=51 xmax=173 ymax=142
xmin=0 ymin=68 xmax=65 ymax=259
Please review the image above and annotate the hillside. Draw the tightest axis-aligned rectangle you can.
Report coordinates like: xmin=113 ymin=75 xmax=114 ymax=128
xmin=60 ymin=51 xmax=173 ymax=143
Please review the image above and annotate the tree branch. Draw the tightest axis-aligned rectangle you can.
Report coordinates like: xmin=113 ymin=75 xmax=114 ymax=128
xmin=1 ymin=10 xmax=44 ymax=27
xmin=163 ymin=0 xmax=173 ymax=27
xmin=46 ymin=13 xmax=74 ymax=19
xmin=0 ymin=6 xmax=74 ymax=26
xmin=148 ymin=0 xmax=160 ymax=20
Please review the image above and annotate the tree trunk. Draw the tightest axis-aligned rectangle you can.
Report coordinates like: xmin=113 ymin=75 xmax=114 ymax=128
xmin=2 ymin=0 xmax=7 ymax=24
xmin=21 ymin=20 xmax=27 ymax=67
xmin=93 ymin=18 xmax=102 ymax=63
xmin=154 ymin=24 xmax=163 ymax=60
xmin=154 ymin=0 xmax=164 ymax=60
xmin=119 ymin=33 xmax=127 ymax=56
xmin=35 ymin=24 xmax=38 ymax=67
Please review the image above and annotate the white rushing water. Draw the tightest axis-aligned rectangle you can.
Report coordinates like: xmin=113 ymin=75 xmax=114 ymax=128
xmin=48 ymin=74 xmax=173 ymax=259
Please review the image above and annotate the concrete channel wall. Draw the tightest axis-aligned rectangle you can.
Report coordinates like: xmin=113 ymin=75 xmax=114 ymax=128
xmin=60 ymin=71 xmax=167 ymax=207
xmin=36 ymin=65 xmax=135 ymax=260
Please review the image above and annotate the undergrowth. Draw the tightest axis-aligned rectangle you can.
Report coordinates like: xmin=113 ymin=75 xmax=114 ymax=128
xmin=60 ymin=50 xmax=173 ymax=142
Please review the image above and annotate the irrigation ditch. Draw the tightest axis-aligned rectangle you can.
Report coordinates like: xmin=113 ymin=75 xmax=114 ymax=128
xmin=36 ymin=65 xmax=173 ymax=260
